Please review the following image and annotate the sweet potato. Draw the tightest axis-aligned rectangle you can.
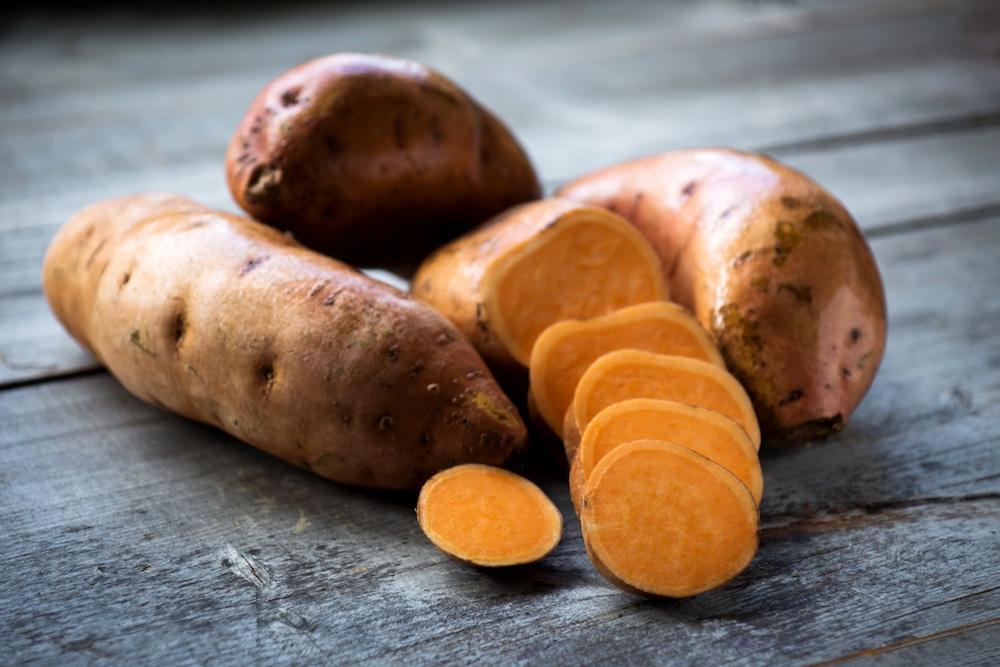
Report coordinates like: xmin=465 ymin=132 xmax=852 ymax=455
xmin=567 ymin=349 xmax=761 ymax=449
xmin=558 ymin=148 xmax=887 ymax=441
xmin=529 ymin=301 xmax=722 ymax=437
xmin=581 ymin=440 xmax=759 ymax=598
xmin=42 ymin=194 xmax=527 ymax=491
xmin=568 ymin=399 xmax=762 ymax=510
xmin=417 ymin=464 xmax=562 ymax=566
xmin=226 ymin=53 xmax=541 ymax=266
xmin=412 ymin=198 xmax=668 ymax=384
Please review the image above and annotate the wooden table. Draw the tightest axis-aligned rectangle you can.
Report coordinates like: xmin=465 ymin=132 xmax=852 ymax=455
xmin=2 ymin=1 xmax=999 ymax=664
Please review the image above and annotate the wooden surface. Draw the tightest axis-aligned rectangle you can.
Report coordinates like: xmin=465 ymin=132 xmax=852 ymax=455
xmin=1 ymin=1 xmax=999 ymax=664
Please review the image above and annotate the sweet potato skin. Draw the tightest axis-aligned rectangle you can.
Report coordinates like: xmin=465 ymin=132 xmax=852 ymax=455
xmin=226 ymin=53 xmax=541 ymax=266
xmin=42 ymin=194 xmax=528 ymax=490
xmin=558 ymin=148 xmax=887 ymax=441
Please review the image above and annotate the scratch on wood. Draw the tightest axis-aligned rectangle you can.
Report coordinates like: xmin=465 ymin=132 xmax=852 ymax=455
xmin=220 ymin=545 xmax=272 ymax=589
xmin=811 ymin=617 xmax=1000 ymax=665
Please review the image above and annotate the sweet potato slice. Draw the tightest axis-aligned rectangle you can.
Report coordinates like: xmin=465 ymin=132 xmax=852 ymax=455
xmin=569 ymin=399 xmax=762 ymax=509
xmin=417 ymin=464 xmax=562 ymax=567
xmin=529 ymin=301 xmax=723 ymax=437
xmin=581 ymin=440 xmax=759 ymax=598
xmin=571 ymin=350 xmax=761 ymax=449
xmin=413 ymin=198 xmax=667 ymax=379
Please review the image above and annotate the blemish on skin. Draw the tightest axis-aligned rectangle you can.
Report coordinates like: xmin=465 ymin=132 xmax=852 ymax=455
xmin=778 ymin=389 xmax=804 ymax=406
xmin=120 ymin=271 xmax=131 ymax=287
xmin=436 ymin=332 xmax=456 ymax=345
xmin=681 ymin=181 xmax=697 ymax=197
xmin=773 ymin=221 xmax=802 ymax=267
xmin=129 ymin=330 xmax=158 ymax=357
xmin=172 ymin=311 xmax=187 ymax=347
xmin=386 ymin=345 xmax=400 ymax=362
xmin=628 ymin=192 xmax=644 ymax=219
xmin=857 ymin=351 xmax=874 ymax=370
xmin=378 ymin=415 xmax=394 ymax=431
xmin=246 ymin=164 xmax=282 ymax=204
xmin=841 ymin=367 xmax=852 ymax=379
xmin=430 ymin=117 xmax=444 ymax=146
xmin=750 ymin=276 xmax=770 ymax=293
xmin=849 ymin=328 xmax=862 ymax=345
xmin=426 ymin=383 xmax=440 ymax=393
xmin=281 ymin=86 xmax=302 ymax=107
xmin=781 ymin=196 xmax=801 ymax=209
xmin=777 ymin=282 xmax=813 ymax=304
xmin=802 ymin=210 xmax=841 ymax=231
xmin=240 ymin=255 xmax=270 ymax=275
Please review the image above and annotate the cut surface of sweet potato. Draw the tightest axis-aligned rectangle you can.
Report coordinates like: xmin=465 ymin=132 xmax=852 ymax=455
xmin=572 ymin=349 xmax=761 ymax=448
xmin=529 ymin=301 xmax=723 ymax=436
xmin=581 ymin=440 xmax=759 ymax=597
xmin=483 ymin=206 xmax=667 ymax=366
xmin=417 ymin=464 xmax=562 ymax=567
xmin=574 ymin=399 xmax=762 ymax=505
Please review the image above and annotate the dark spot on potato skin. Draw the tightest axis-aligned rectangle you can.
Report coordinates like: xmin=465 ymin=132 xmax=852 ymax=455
xmin=781 ymin=196 xmax=801 ymax=209
xmin=377 ymin=415 xmax=394 ymax=431
xmin=841 ymin=367 xmax=852 ymax=379
xmin=341 ymin=412 xmax=352 ymax=425
xmin=240 ymin=255 xmax=270 ymax=275
xmin=120 ymin=271 xmax=131 ymax=287
xmin=386 ymin=345 xmax=400 ymax=362
xmin=681 ymin=181 xmax=697 ymax=197
xmin=802 ymin=210 xmax=841 ymax=231
xmin=778 ymin=389 xmax=804 ymax=406
xmin=258 ymin=361 xmax=277 ymax=394
xmin=750 ymin=276 xmax=770 ymax=293
xmin=850 ymin=328 xmax=862 ymax=344
xmin=280 ymin=86 xmax=302 ymax=107
xmin=429 ymin=117 xmax=443 ymax=146
xmin=720 ymin=205 xmax=737 ymax=219
xmin=171 ymin=311 xmax=187 ymax=348
xmin=628 ymin=192 xmax=644 ymax=220
xmin=773 ymin=220 xmax=802 ymax=267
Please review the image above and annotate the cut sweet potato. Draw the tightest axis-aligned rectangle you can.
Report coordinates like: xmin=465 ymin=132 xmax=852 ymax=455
xmin=570 ymin=349 xmax=760 ymax=448
xmin=413 ymin=198 xmax=667 ymax=380
xmin=529 ymin=301 xmax=722 ymax=437
xmin=581 ymin=440 xmax=759 ymax=597
xmin=417 ymin=464 xmax=562 ymax=567
xmin=569 ymin=399 xmax=762 ymax=509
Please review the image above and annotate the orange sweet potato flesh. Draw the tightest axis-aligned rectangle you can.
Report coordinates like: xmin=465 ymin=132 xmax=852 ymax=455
xmin=529 ymin=301 xmax=723 ymax=437
xmin=569 ymin=399 xmax=762 ymax=510
xmin=227 ymin=53 xmax=540 ymax=266
xmin=412 ymin=198 xmax=668 ymax=383
xmin=558 ymin=148 xmax=887 ymax=441
xmin=571 ymin=349 xmax=761 ymax=449
xmin=42 ymin=194 xmax=528 ymax=491
xmin=417 ymin=464 xmax=563 ymax=566
xmin=581 ymin=440 xmax=759 ymax=597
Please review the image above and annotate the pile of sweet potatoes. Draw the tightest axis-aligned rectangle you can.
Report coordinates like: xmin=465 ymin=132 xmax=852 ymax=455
xmin=43 ymin=53 xmax=886 ymax=597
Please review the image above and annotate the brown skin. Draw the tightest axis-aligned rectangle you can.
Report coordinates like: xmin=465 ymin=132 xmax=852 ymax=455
xmin=226 ymin=53 xmax=541 ymax=268
xmin=558 ymin=148 xmax=887 ymax=441
xmin=42 ymin=194 xmax=528 ymax=491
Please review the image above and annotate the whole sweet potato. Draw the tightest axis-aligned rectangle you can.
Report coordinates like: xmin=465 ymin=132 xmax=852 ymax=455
xmin=226 ymin=53 xmax=541 ymax=266
xmin=42 ymin=194 xmax=527 ymax=490
xmin=558 ymin=148 xmax=887 ymax=441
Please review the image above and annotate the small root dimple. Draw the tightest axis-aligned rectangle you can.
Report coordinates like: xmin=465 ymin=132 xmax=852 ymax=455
xmin=120 ymin=271 xmax=131 ymax=287
xmin=378 ymin=415 xmax=394 ymax=431
xmin=172 ymin=311 xmax=187 ymax=348
xmin=258 ymin=361 xmax=277 ymax=394
xmin=281 ymin=86 xmax=302 ymax=107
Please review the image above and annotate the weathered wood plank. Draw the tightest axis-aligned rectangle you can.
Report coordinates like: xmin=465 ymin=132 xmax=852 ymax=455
xmin=1 ymin=368 xmax=996 ymax=663
xmin=1 ymin=1 xmax=997 ymax=190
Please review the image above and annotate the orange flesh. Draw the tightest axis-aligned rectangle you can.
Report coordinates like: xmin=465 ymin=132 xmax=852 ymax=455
xmin=529 ymin=301 xmax=723 ymax=436
xmin=485 ymin=214 xmax=666 ymax=365
xmin=578 ymin=399 xmax=762 ymax=504
xmin=573 ymin=350 xmax=761 ymax=448
xmin=417 ymin=464 xmax=562 ymax=566
xmin=582 ymin=440 xmax=759 ymax=597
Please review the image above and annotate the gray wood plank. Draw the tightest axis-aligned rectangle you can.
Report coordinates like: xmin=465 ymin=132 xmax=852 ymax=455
xmin=1 ymin=371 xmax=996 ymax=664
xmin=1 ymin=2 xmax=997 ymax=191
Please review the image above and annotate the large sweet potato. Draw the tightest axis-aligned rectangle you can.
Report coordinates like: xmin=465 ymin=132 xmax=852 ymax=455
xmin=42 ymin=194 xmax=527 ymax=490
xmin=226 ymin=53 xmax=541 ymax=266
xmin=558 ymin=148 xmax=887 ymax=441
